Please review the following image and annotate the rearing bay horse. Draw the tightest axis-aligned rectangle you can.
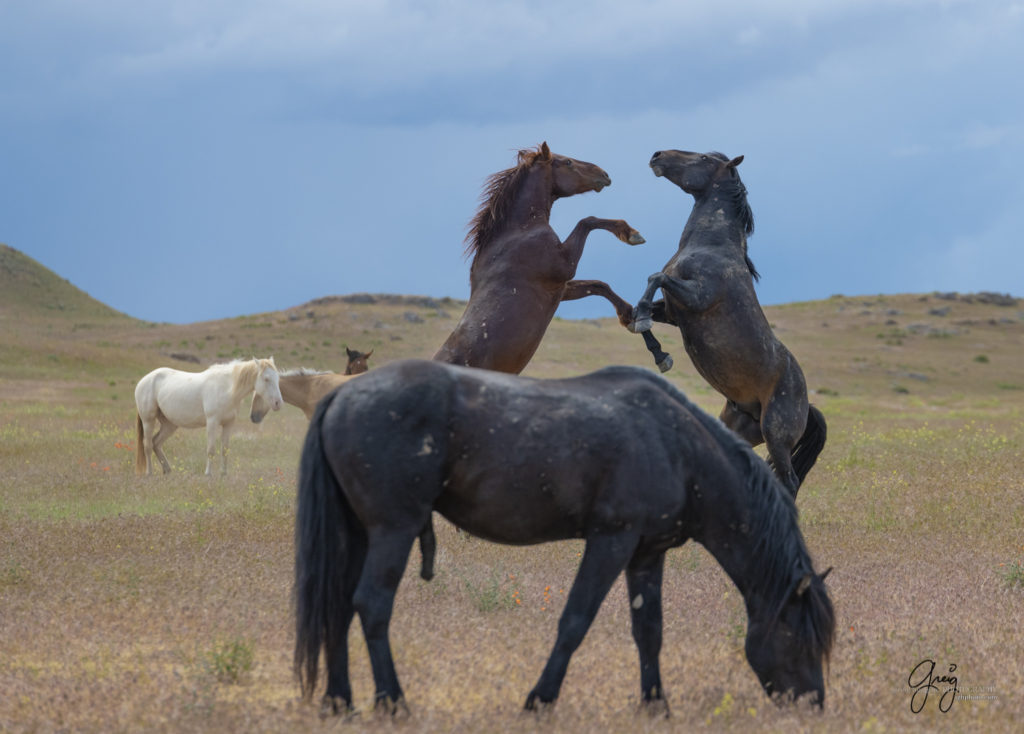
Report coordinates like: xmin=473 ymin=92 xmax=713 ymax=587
xmin=433 ymin=142 xmax=646 ymax=373
xmin=631 ymin=151 xmax=826 ymax=496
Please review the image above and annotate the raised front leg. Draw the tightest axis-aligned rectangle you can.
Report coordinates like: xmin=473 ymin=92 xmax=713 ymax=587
xmin=525 ymin=531 xmax=640 ymax=710
xmin=626 ymin=551 xmax=669 ymax=717
xmin=641 ymin=330 xmax=674 ymax=373
xmin=632 ymin=272 xmax=718 ymax=333
xmin=561 ymin=216 xmax=644 ymax=263
xmin=562 ymin=279 xmax=635 ymax=327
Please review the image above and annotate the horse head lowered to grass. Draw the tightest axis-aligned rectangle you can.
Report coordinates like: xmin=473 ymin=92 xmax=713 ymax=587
xmin=293 ymin=360 xmax=834 ymax=717
xmin=631 ymin=151 xmax=826 ymax=496
xmin=134 ymin=357 xmax=282 ymax=476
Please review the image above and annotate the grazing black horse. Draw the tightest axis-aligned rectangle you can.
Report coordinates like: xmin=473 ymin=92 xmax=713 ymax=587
xmin=294 ymin=360 xmax=834 ymax=716
xmin=631 ymin=151 xmax=826 ymax=496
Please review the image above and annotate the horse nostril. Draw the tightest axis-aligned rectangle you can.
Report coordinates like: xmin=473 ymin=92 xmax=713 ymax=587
xmin=652 ymin=151 xmax=662 ymax=160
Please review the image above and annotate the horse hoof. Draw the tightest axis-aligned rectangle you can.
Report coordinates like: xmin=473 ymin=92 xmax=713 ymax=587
xmin=319 ymin=695 xmax=357 ymax=719
xmin=626 ymin=230 xmax=645 ymax=245
xmin=523 ymin=692 xmax=555 ymax=713
xmin=374 ymin=695 xmax=410 ymax=719
xmin=657 ymin=354 xmax=674 ymax=373
xmin=641 ymin=697 xmax=671 ymax=718
xmin=630 ymin=318 xmax=653 ymax=334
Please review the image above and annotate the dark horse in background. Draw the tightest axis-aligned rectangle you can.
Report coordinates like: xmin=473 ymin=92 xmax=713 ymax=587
xmin=294 ymin=360 xmax=835 ymax=717
xmin=631 ymin=151 xmax=826 ymax=496
xmin=344 ymin=346 xmax=373 ymax=375
xmin=432 ymin=141 xmax=652 ymax=372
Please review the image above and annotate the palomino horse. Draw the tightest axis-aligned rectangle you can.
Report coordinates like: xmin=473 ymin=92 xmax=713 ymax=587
xmin=432 ymin=142 xmax=647 ymax=373
xmin=279 ymin=369 xmax=359 ymax=420
xmin=278 ymin=366 xmax=437 ymax=581
xmin=344 ymin=347 xmax=373 ymax=375
xmin=631 ymin=151 xmax=826 ymax=496
xmin=294 ymin=360 xmax=835 ymax=716
xmin=134 ymin=357 xmax=282 ymax=476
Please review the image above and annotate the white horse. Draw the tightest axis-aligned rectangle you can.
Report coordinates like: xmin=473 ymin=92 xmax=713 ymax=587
xmin=134 ymin=357 xmax=283 ymax=477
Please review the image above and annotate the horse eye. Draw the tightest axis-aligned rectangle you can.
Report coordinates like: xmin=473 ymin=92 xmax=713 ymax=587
xmin=701 ymin=155 xmax=707 ymax=161
xmin=565 ymin=159 xmax=573 ymax=167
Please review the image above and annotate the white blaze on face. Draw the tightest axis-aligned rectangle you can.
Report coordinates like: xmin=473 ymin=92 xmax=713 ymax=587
xmin=632 ymin=594 xmax=644 ymax=610
xmin=417 ymin=434 xmax=435 ymax=456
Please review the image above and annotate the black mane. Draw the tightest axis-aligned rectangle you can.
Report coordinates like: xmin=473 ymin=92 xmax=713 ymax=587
xmin=709 ymin=151 xmax=758 ymax=280
xmin=652 ymin=374 xmax=834 ymax=664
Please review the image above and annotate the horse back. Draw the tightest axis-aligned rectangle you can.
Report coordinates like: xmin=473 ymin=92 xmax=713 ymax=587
xmin=143 ymin=366 xmax=222 ymax=427
xmin=316 ymin=361 xmax=741 ymax=546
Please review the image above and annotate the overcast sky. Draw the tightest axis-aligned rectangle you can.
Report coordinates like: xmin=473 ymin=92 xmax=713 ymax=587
xmin=2 ymin=1 xmax=1022 ymax=324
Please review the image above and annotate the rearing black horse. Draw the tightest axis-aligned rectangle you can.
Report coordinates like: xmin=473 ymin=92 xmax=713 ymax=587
xmin=632 ymin=151 xmax=826 ymax=496
xmin=294 ymin=360 xmax=834 ymax=716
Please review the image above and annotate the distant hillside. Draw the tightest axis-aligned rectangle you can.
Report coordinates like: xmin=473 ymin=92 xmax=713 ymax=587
xmin=0 ymin=244 xmax=132 ymax=323
xmin=1 ymin=241 xmax=1021 ymax=415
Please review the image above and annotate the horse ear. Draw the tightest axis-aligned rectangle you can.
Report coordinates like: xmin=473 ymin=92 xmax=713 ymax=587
xmin=365 ymin=349 xmax=374 ymax=358
xmin=539 ymin=141 xmax=551 ymax=160
xmin=727 ymin=155 xmax=744 ymax=169
xmin=796 ymin=573 xmax=812 ymax=596
xmin=819 ymin=567 xmax=832 ymax=582
xmin=346 ymin=347 xmax=355 ymax=358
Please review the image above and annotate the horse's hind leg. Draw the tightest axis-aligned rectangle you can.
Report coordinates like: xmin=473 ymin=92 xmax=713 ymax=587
xmin=139 ymin=416 xmax=159 ymax=475
xmin=526 ymin=531 xmax=640 ymax=710
xmin=353 ymin=528 xmax=419 ymax=715
xmin=151 ymin=417 xmax=176 ymax=474
xmin=719 ymin=401 xmax=764 ymax=447
xmin=760 ymin=392 xmax=807 ymax=498
xmin=626 ymin=550 xmax=669 ymax=716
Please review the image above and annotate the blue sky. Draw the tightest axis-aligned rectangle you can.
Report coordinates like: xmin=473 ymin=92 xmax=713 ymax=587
xmin=2 ymin=1 xmax=1022 ymax=324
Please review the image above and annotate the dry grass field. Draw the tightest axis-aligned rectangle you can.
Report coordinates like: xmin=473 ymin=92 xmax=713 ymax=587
xmin=1 ymin=243 xmax=1022 ymax=732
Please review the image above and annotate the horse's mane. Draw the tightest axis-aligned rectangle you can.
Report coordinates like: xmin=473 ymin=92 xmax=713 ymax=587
xmin=226 ymin=358 xmax=276 ymax=402
xmin=653 ymin=372 xmax=835 ymax=665
xmin=708 ymin=152 xmax=759 ymax=281
xmin=465 ymin=144 xmax=549 ymax=261
xmin=280 ymin=367 xmax=332 ymax=377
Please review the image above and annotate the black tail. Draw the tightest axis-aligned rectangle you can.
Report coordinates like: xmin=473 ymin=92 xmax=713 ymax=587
xmin=792 ymin=404 xmax=827 ymax=486
xmin=293 ymin=391 xmax=354 ymax=700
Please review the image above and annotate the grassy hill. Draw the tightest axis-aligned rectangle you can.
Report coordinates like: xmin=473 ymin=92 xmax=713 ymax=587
xmin=2 ymin=243 xmax=1021 ymax=419
xmin=2 ymin=245 xmax=1023 ymax=731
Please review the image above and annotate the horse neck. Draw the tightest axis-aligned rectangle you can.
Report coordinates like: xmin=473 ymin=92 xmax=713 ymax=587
xmin=680 ymin=187 xmax=748 ymax=251
xmin=230 ymin=360 xmax=260 ymax=404
xmin=502 ymin=164 xmax=553 ymax=231
xmin=278 ymin=373 xmax=308 ymax=407
xmin=693 ymin=459 xmax=808 ymax=617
